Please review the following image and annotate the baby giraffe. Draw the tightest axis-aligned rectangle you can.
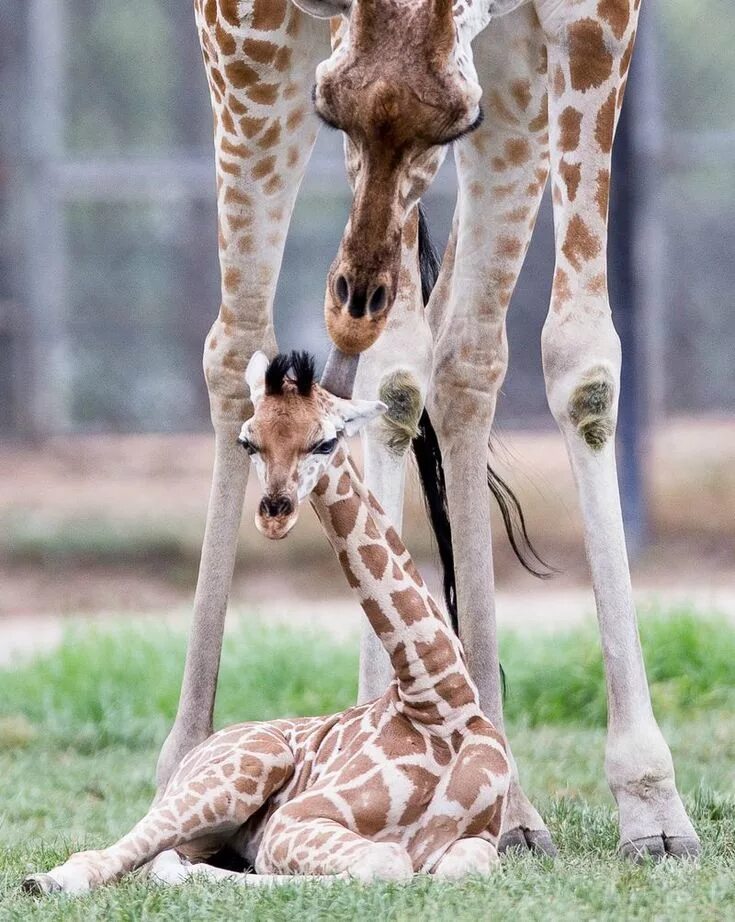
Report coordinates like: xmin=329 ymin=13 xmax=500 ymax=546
xmin=23 ymin=351 xmax=509 ymax=894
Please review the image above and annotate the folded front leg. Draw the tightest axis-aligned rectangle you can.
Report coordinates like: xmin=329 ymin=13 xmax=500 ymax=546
xmin=258 ymin=809 xmax=413 ymax=882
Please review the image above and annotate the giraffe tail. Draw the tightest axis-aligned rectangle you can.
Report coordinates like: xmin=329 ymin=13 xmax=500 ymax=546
xmin=412 ymin=206 xmax=554 ymax=605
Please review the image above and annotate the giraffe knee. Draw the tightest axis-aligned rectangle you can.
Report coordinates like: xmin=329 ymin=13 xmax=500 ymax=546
xmin=350 ymin=843 xmax=413 ymax=883
xmin=567 ymin=365 xmax=616 ymax=450
xmin=377 ymin=370 xmax=424 ymax=457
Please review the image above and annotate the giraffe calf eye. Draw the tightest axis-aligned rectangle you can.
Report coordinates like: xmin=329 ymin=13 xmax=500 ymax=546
xmin=312 ymin=438 xmax=338 ymax=455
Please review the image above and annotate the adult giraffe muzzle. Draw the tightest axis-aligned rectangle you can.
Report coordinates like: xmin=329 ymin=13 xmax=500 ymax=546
xmin=306 ymin=0 xmax=484 ymax=353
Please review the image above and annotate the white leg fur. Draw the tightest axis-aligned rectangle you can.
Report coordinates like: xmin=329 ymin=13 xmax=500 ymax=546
xmin=432 ymin=838 xmax=500 ymax=880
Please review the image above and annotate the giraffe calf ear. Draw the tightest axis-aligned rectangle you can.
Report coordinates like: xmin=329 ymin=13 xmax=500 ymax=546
xmin=245 ymin=351 xmax=270 ymax=406
xmin=337 ymin=399 xmax=388 ymax=437
xmin=290 ymin=0 xmax=352 ymax=19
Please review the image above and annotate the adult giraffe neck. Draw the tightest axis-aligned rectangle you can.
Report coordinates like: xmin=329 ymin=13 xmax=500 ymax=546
xmin=310 ymin=445 xmax=481 ymax=731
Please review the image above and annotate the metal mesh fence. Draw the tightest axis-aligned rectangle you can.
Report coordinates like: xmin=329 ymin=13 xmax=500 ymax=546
xmin=1 ymin=0 xmax=733 ymax=435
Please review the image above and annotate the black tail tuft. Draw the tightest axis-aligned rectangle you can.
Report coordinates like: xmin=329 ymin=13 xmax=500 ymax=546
xmin=486 ymin=464 xmax=556 ymax=579
xmin=418 ymin=204 xmax=441 ymax=306
xmin=412 ymin=409 xmax=458 ymax=632
xmin=413 ymin=204 xmax=457 ymax=629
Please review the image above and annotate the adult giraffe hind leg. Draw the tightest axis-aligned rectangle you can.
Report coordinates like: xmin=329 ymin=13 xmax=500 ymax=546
xmin=427 ymin=4 xmax=556 ymax=856
xmin=535 ymin=0 xmax=698 ymax=859
xmin=156 ymin=1 xmax=329 ymax=791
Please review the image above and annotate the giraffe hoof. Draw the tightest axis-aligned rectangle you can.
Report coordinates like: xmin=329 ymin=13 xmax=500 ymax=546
xmin=22 ymin=874 xmax=62 ymax=895
xmin=499 ymin=827 xmax=558 ymax=858
xmin=620 ymin=835 xmax=700 ymax=862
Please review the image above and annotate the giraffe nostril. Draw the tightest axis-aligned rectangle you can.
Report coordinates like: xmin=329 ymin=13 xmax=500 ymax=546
xmin=368 ymin=285 xmax=387 ymax=314
xmin=335 ymin=274 xmax=350 ymax=306
xmin=260 ymin=496 xmax=294 ymax=518
xmin=347 ymin=286 xmax=367 ymax=319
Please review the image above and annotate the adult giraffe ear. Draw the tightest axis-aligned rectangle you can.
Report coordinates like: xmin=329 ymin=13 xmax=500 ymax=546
xmin=333 ymin=397 xmax=388 ymax=437
xmin=245 ymin=351 xmax=269 ymax=406
xmin=290 ymin=0 xmax=352 ymax=19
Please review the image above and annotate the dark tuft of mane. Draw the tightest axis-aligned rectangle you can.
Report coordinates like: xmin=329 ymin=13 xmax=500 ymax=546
xmin=265 ymin=351 xmax=316 ymax=397
xmin=264 ymin=354 xmax=292 ymax=396
xmin=290 ymin=350 xmax=316 ymax=396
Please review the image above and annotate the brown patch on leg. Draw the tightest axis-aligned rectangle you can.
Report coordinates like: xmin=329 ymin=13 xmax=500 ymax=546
xmin=562 ymin=215 xmax=601 ymax=270
xmin=597 ymin=0 xmax=630 ymax=40
xmin=510 ymin=79 xmax=531 ymax=111
xmin=595 ymin=168 xmax=611 ymax=219
xmin=504 ymin=137 xmax=532 ymax=165
xmin=620 ymin=31 xmax=637 ymax=77
xmin=552 ymin=267 xmax=573 ymax=310
xmin=568 ymin=19 xmax=613 ymax=91
xmin=558 ymin=107 xmax=582 ymax=152
xmin=552 ymin=65 xmax=566 ymax=98
xmin=559 ymin=160 xmax=582 ymax=201
xmin=595 ymin=89 xmax=617 ymax=153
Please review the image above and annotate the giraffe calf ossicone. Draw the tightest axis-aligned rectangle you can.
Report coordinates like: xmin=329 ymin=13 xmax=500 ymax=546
xmin=23 ymin=352 xmax=510 ymax=895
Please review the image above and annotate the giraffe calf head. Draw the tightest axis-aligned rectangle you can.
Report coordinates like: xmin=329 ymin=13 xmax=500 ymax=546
xmin=240 ymin=351 xmax=385 ymax=539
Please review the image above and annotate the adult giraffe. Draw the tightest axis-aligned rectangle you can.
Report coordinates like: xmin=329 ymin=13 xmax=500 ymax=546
xmin=157 ymin=0 xmax=699 ymax=859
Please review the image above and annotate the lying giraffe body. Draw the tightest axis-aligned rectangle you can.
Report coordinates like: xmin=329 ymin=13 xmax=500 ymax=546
xmin=158 ymin=0 xmax=700 ymax=859
xmin=23 ymin=353 xmax=509 ymax=895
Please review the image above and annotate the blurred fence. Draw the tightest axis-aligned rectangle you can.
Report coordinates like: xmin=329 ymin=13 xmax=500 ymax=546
xmin=1 ymin=0 xmax=734 ymax=437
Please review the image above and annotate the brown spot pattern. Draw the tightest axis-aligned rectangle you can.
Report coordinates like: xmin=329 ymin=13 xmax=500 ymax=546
xmin=390 ymin=587 xmax=428 ymax=625
xmin=562 ymin=215 xmax=601 ymax=270
xmin=362 ymin=598 xmax=394 ymax=636
xmin=559 ymin=160 xmax=582 ymax=201
xmin=558 ymin=107 xmax=582 ymax=152
xmin=597 ymin=0 xmax=630 ymax=39
xmin=252 ymin=0 xmax=287 ymax=30
xmin=384 ymin=526 xmax=405 ymax=557
xmin=338 ymin=550 xmax=360 ymax=589
xmin=595 ymin=168 xmax=610 ymax=219
xmin=595 ymin=89 xmax=617 ymax=152
xmin=504 ymin=137 xmax=531 ymax=165
xmin=359 ymin=544 xmax=389 ymax=580
xmin=329 ymin=496 xmax=359 ymax=538
xmin=568 ymin=19 xmax=614 ymax=91
xmin=225 ymin=61 xmax=258 ymax=88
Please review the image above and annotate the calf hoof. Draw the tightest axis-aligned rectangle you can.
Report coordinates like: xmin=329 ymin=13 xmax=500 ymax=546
xmin=499 ymin=827 xmax=558 ymax=857
xmin=22 ymin=874 xmax=62 ymax=895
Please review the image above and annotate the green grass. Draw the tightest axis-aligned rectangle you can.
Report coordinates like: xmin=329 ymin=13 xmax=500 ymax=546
xmin=0 ymin=609 xmax=733 ymax=920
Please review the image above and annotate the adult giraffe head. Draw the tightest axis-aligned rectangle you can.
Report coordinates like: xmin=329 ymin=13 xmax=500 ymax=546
xmin=239 ymin=350 xmax=385 ymax=538
xmin=295 ymin=0 xmax=488 ymax=353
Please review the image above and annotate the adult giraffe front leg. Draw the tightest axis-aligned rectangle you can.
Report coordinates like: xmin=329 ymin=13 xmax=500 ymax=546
xmin=427 ymin=5 xmax=555 ymax=855
xmin=156 ymin=0 xmax=329 ymax=791
xmin=536 ymin=0 xmax=698 ymax=858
